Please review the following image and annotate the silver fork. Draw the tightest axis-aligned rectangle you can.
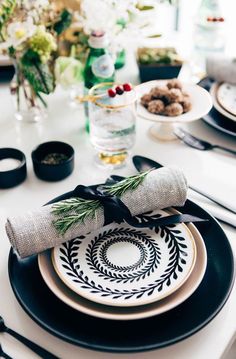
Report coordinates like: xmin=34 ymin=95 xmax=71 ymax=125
xmin=0 ymin=343 xmax=12 ymax=359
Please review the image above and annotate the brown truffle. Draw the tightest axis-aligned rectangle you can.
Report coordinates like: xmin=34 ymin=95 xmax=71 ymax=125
xmin=164 ymin=103 xmax=183 ymax=116
xmin=182 ymin=91 xmax=190 ymax=99
xmin=147 ymin=99 xmax=165 ymax=114
xmin=165 ymin=88 xmax=183 ymax=103
xmin=181 ymin=97 xmax=192 ymax=113
xmin=150 ymin=86 xmax=169 ymax=99
xmin=141 ymin=93 xmax=152 ymax=107
xmin=167 ymin=78 xmax=182 ymax=90
xmin=140 ymin=79 xmax=192 ymax=116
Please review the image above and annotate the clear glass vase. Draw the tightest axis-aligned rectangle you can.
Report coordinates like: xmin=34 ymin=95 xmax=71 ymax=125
xmin=67 ymin=82 xmax=84 ymax=108
xmin=10 ymin=65 xmax=47 ymax=123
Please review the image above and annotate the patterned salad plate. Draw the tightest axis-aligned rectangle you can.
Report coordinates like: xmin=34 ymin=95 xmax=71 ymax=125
xmin=38 ymin=219 xmax=206 ymax=320
xmin=52 ymin=209 xmax=197 ymax=307
xmin=8 ymin=197 xmax=234 ymax=352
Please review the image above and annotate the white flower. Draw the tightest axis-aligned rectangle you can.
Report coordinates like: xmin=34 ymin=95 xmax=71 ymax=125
xmin=0 ymin=42 xmax=9 ymax=53
xmin=55 ymin=57 xmax=84 ymax=88
xmin=17 ymin=0 xmax=49 ymax=10
xmin=76 ymin=0 xmax=159 ymax=52
xmin=34 ymin=0 xmax=49 ymax=8
xmin=7 ymin=18 xmax=36 ymax=48
xmin=80 ymin=0 xmax=117 ymax=33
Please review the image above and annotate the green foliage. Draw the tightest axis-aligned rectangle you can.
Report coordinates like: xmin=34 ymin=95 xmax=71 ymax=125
xmin=136 ymin=0 xmax=178 ymax=11
xmin=21 ymin=49 xmax=55 ymax=94
xmin=137 ymin=47 xmax=182 ymax=65
xmin=0 ymin=0 xmax=16 ymax=32
xmin=53 ymin=9 xmax=72 ymax=35
xmin=52 ymin=198 xmax=101 ymax=235
xmin=21 ymin=48 xmax=40 ymax=65
xmin=29 ymin=28 xmax=57 ymax=63
xmin=8 ymin=45 xmax=15 ymax=57
xmin=104 ymin=170 xmax=151 ymax=197
xmin=52 ymin=170 xmax=152 ymax=235
xmin=136 ymin=4 xmax=155 ymax=11
xmin=52 ymin=170 xmax=151 ymax=235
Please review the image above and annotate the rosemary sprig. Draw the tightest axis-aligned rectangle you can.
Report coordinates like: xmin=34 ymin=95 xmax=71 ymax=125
xmin=51 ymin=170 xmax=152 ymax=235
xmin=104 ymin=169 xmax=152 ymax=197
xmin=52 ymin=198 xmax=100 ymax=235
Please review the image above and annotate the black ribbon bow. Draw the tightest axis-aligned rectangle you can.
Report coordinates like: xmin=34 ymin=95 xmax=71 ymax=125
xmin=72 ymin=184 xmax=132 ymax=226
xmin=72 ymin=182 xmax=206 ymax=230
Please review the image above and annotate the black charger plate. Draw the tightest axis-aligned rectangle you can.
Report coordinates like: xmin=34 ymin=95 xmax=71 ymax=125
xmin=8 ymin=197 xmax=235 ymax=353
xmin=199 ymin=77 xmax=236 ymax=137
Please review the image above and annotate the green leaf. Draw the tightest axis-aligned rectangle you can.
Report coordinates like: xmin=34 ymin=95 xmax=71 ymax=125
xmin=136 ymin=5 xmax=154 ymax=11
xmin=0 ymin=0 xmax=16 ymax=31
xmin=103 ymin=169 xmax=152 ymax=197
xmin=147 ymin=34 xmax=162 ymax=38
xmin=8 ymin=46 xmax=15 ymax=57
xmin=21 ymin=50 xmax=54 ymax=94
xmin=51 ymin=171 xmax=152 ymax=235
xmin=116 ymin=18 xmax=127 ymax=28
xmin=52 ymin=198 xmax=101 ymax=235
xmin=21 ymin=49 xmax=40 ymax=65
xmin=22 ymin=63 xmax=54 ymax=94
xmin=54 ymin=9 xmax=72 ymax=35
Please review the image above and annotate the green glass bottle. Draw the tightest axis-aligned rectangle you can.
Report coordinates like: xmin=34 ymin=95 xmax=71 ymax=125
xmin=84 ymin=31 xmax=115 ymax=132
xmin=115 ymin=48 xmax=126 ymax=70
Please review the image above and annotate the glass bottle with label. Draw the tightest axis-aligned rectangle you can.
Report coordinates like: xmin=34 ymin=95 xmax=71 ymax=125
xmin=194 ymin=0 xmax=225 ymax=52
xmin=84 ymin=31 xmax=115 ymax=132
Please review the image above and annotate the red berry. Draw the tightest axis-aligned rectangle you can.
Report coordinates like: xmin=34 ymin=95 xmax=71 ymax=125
xmin=207 ymin=16 xmax=213 ymax=22
xmin=219 ymin=17 xmax=224 ymax=22
xmin=212 ymin=17 xmax=217 ymax=22
xmin=107 ymin=88 xmax=116 ymax=98
xmin=115 ymin=85 xmax=124 ymax=95
xmin=123 ymin=83 xmax=132 ymax=92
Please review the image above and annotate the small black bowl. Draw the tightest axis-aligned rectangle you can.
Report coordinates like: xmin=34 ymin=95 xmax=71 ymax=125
xmin=0 ymin=148 xmax=27 ymax=188
xmin=0 ymin=65 xmax=15 ymax=83
xmin=138 ymin=63 xmax=182 ymax=83
xmin=31 ymin=141 xmax=74 ymax=182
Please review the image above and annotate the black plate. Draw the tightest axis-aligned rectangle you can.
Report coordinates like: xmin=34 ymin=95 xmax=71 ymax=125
xmin=8 ymin=196 xmax=235 ymax=353
xmin=199 ymin=77 xmax=236 ymax=137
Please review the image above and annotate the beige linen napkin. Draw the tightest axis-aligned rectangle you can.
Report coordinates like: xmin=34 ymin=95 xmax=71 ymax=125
xmin=6 ymin=167 xmax=187 ymax=258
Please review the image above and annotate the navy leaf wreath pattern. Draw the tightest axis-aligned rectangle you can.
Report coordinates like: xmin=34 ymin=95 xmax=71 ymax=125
xmin=58 ymin=215 xmax=189 ymax=300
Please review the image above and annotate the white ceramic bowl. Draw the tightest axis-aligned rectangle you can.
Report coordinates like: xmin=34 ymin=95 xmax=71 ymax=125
xmin=136 ymin=80 xmax=212 ymax=140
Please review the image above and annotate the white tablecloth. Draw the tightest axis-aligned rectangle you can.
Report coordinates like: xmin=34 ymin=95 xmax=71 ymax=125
xmin=0 ymin=59 xmax=236 ymax=358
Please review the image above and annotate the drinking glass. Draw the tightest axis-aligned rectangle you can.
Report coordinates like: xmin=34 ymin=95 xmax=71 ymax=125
xmin=88 ymin=83 xmax=137 ymax=167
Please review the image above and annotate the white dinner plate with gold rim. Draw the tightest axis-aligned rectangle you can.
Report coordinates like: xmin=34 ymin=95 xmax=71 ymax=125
xmin=38 ymin=219 xmax=206 ymax=320
xmin=52 ymin=209 xmax=196 ymax=307
xmin=217 ymin=83 xmax=236 ymax=117
xmin=210 ymin=83 xmax=236 ymax=122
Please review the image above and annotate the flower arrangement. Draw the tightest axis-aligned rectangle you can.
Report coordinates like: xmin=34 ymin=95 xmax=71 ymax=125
xmin=0 ymin=0 xmax=177 ymax=120
xmin=60 ymin=0 xmax=176 ymax=64
xmin=0 ymin=0 xmax=73 ymax=120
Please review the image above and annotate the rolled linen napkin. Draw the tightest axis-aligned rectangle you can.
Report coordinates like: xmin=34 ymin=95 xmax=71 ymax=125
xmin=6 ymin=167 xmax=187 ymax=258
xmin=206 ymin=55 xmax=236 ymax=84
